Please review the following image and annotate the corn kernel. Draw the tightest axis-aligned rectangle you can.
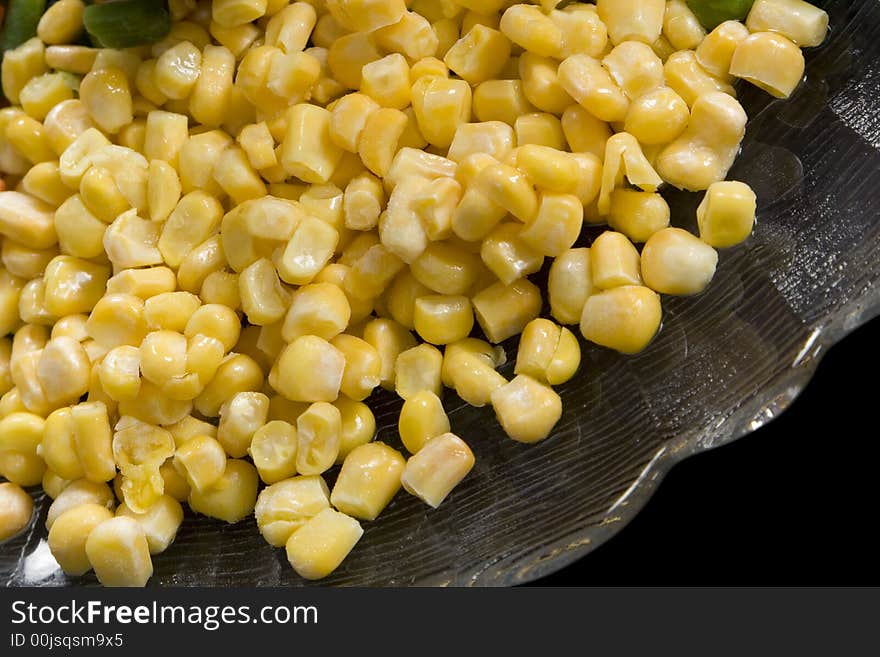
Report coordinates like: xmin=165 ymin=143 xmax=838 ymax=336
xmin=285 ymin=507 xmax=362 ymax=580
xmin=188 ymin=458 xmax=258 ymax=523
xmin=255 ymin=475 xmax=330 ymax=547
xmin=401 ymin=432 xmax=474 ymax=507
xmin=580 ymin=285 xmax=662 ymax=354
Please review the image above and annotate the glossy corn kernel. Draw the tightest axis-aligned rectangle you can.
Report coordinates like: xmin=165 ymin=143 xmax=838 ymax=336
xmin=696 ymin=181 xmax=757 ymax=248
xmin=296 ymin=401 xmax=342 ymax=476
xmin=641 ymin=227 xmax=719 ymax=296
xmin=490 ymin=374 xmax=562 ymax=443
xmin=174 ymin=434 xmax=227 ymax=492
xmin=285 ymin=507 xmax=363 ymax=580
xmin=401 ymin=432 xmax=474 ymax=508
xmin=597 ymin=0 xmax=665 ymax=45
xmin=624 ymin=87 xmax=690 ymax=146
xmin=730 ymin=31 xmax=805 ymax=99
xmin=84 ymin=516 xmax=153 ymax=587
xmin=472 ymin=278 xmax=542 ymax=344
xmin=580 ymin=285 xmax=662 ymax=354
xmin=444 ymin=25 xmax=511 ymax=85
xmin=0 ymin=482 xmax=34 ymax=541
xmin=399 ymin=390 xmax=450 ymax=454
xmin=48 ymin=502 xmax=112 ymax=575
xmin=746 ymin=0 xmax=829 ymax=47
xmin=558 ymin=54 xmax=629 ymax=123
xmin=45 ymin=478 xmax=114 ymax=530
xmin=217 ymin=391 xmax=270 ymax=458
xmin=395 ymin=343 xmax=443 ymax=400
xmin=607 ymin=190 xmax=671 ymax=243
xmin=188 ymin=458 xmax=258 ymax=523
xmin=362 ymin=318 xmax=417 ymax=391
xmin=116 ymin=494 xmax=183 ymax=555
xmin=410 ymin=76 xmax=472 ymax=149
xmin=269 ymin=336 xmax=345 ymax=403
xmin=248 ymin=420 xmax=297 ymax=484
xmin=255 ymin=475 xmax=330 ymax=547
xmin=331 ymin=441 xmax=405 ymax=521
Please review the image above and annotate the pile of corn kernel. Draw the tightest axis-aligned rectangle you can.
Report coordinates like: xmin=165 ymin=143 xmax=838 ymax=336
xmin=0 ymin=0 xmax=828 ymax=585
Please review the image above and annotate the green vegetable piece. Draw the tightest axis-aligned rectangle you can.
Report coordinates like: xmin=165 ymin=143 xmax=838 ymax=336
xmin=83 ymin=0 xmax=171 ymax=49
xmin=686 ymin=0 xmax=755 ymax=30
xmin=0 ymin=0 xmax=48 ymax=52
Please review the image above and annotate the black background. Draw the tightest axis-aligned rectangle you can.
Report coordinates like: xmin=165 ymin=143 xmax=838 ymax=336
xmin=532 ymin=315 xmax=879 ymax=585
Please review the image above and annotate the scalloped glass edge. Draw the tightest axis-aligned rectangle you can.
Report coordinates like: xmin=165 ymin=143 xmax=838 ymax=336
xmin=495 ymin=293 xmax=880 ymax=587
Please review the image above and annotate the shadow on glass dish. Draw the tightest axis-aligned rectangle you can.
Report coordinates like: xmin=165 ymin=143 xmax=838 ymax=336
xmin=3 ymin=0 xmax=879 ymax=587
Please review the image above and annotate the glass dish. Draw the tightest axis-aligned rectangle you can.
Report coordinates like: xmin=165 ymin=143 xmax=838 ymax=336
xmin=3 ymin=0 xmax=879 ymax=587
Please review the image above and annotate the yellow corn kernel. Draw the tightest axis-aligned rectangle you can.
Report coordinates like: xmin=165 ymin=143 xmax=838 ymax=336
xmin=273 ymin=217 xmax=338 ymax=287
xmin=78 ymin=167 xmax=128 ymax=225
xmin=444 ymin=25 xmax=510 ymax=85
xmin=362 ymin=318 xmax=416 ymax=390
xmin=561 ymin=104 xmax=612 ymax=159
xmin=410 ymin=76 xmax=472 ymax=149
xmin=696 ymin=180 xmax=757 ymax=248
xmin=624 ymin=86 xmax=690 ymax=146
xmin=747 ymin=0 xmax=828 ymax=47
xmin=44 ymin=478 xmax=114 ymax=530
xmin=116 ymin=494 xmax=183 ymax=555
xmin=558 ymin=54 xmax=629 ymax=123
xmin=37 ymin=0 xmax=83 ymax=44
xmin=212 ymin=145 xmax=266 ymax=205
xmin=730 ymin=31 xmax=805 ymax=99
xmin=411 ymin=244 xmax=480 ymax=299
xmin=86 ymin=294 xmax=147 ymax=350
xmin=375 ymin=11 xmax=439 ymax=60
xmin=330 ymin=334 xmax=381 ymax=402
xmin=269 ymin=336 xmax=345 ymax=403
xmin=42 ymin=99 xmax=94 ymax=157
xmin=18 ymin=278 xmax=55 ymax=327
xmin=102 ymin=209 xmax=162 ymax=270
xmin=432 ymin=18 xmax=460 ymax=60
xmin=609 ymin=190 xmax=671 ymax=243
xmin=237 ymin=122 xmax=277 ymax=171
xmin=385 ymin=148 xmax=457 ymax=195
xmin=210 ymin=21 xmax=260 ymax=61
xmin=328 ymin=31 xmax=383 ymax=91
xmin=160 ymin=459 xmax=191 ymax=502
xmin=549 ymin=4 xmax=607 ymax=58
xmin=333 ymin=396 xmax=375 ymax=462
xmin=499 ymin=4 xmax=562 ymax=57
xmin=326 ymin=0 xmax=405 ymax=31
xmin=49 ymin=315 xmax=88 ymax=343
xmin=580 ymin=284 xmax=662 ymax=354
xmin=413 ymin=295 xmax=473 ymax=345
xmin=143 ymin=163 xmax=181 ymax=225
xmin=47 ymin=502 xmax=112 ymax=575
xmin=0 ymin=190 xmax=57 ymax=250
xmin=591 ymin=230 xmax=643 ymax=289
xmin=1 ymin=38 xmax=47 ymax=106
xmin=40 ymin=407 xmax=85 ymax=480
xmin=238 ymin=259 xmax=288 ymax=326
xmin=472 ymin=79 xmax=534 ymax=126
xmin=107 ymin=267 xmax=176 ymax=299
xmin=344 ymin=244 xmax=405 ymax=301
xmin=281 ymin=284 xmax=350 ymax=345
xmin=21 ymin=160 xmax=73 ymax=209
xmin=359 ymin=53 xmax=411 ymax=111
xmin=660 ymin=3 xmax=704 ymax=51
xmin=179 ymin=130 xmax=232 ymax=196
xmin=596 ymin=0 xmax=664 ymax=44
xmin=480 ymin=223 xmax=543 ymax=285
xmin=665 ymin=50 xmax=736 ymax=107
xmin=42 ymin=256 xmax=109 ymax=317
xmin=394 ymin=343 xmax=443 ymax=400
xmin=212 ymin=0 xmax=266 ymax=28
xmin=78 ymin=67 xmax=132 ymax=135
xmin=517 ymin=52 xmax=571 ymax=114
xmin=98 ymin=346 xmax=142 ymax=402
xmin=378 ymin=181 xmax=429 ymax=265
xmin=191 ymin=351 xmax=261 ymax=418
xmin=383 ymin=270 xmax=428 ymax=329
xmin=515 ymin=112 xmax=566 ymax=150
xmin=696 ymin=20 xmax=750 ymax=79
xmin=187 ymin=458 xmax=258 ymax=524
xmin=0 ymin=481 xmax=33 ymax=541
xmin=285 ymin=506 xmax=362 ymax=580
xmin=330 ymin=442 xmax=404 ymax=521
xmin=143 ymin=292 xmax=200 ymax=334
xmin=518 ymin=193 xmax=583 ymax=258
xmin=173 ymin=434 xmax=227 ymax=492
xmin=281 ymin=104 xmax=344 ymax=184
xmin=603 ymin=41 xmax=665 ymax=101
xmin=1 ymin=243 xmax=56 ymax=282
xmin=51 ymin=194 xmax=105 ymax=260
xmin=295 ymin=401 xmax=342 ymax=476
xmin=157 ymin=193 xmax=223 ymax=269
xmin=401 ymin=432 xmax=474 ymax=507
xmin=490 ymin=374 xmax=562 ymax=443
xmin=248 ymin=420 xmax=297 ymax=484
xmin=358 ymin=107 xmax=408 ymax=178
xmin=44 ymin=45 xmax=97 ymax=75
xmin=154 ymin=40 xmax=202 ymax=100
xmin=0 ymin=388 xmax=29 ymax=419
xmin=215 ymin=391 xmax=269 ymax=459
xmin=514 ymin=144 xmax=576 ymax=193
xmin=472 ymin=278 xmax=542 ymax=344
xmin=599 ymin=132 xmax=664 ymax=213
xmin=19 ymin=73 xmax=74 ymax=122
xmin=446 ymin=124 xmax=510 ymax=168
xmin=641 ymin=227 xmax=718 ymax=296
xmin=185 ymin=303 xmax=240 ymax=352
xmin=34 ymin=337 xmax=89 ymax=407
xmin=342 ymin=174 xmax=383 ymax=232
xmin=134 ymin=59 xmax=167 ymax=106
xmin=477 ymin=163 xmax=539 ymax=223
xmin=255 ymin=476 xmax=329 ymax=547
xmin=399 ymin=390 xmax=450 ymax=455
xmin=186 ymin=45 xmax=234 ymax=128
xmin=515 ymin=318 xmax=575 ymax=384
xmin=67 ymin=401 xmax=114 ymax=484
xmin=329 ymin=93 xmax=379 ymax=154
xmin=142 ymin=112 xmax=188 ymax=168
